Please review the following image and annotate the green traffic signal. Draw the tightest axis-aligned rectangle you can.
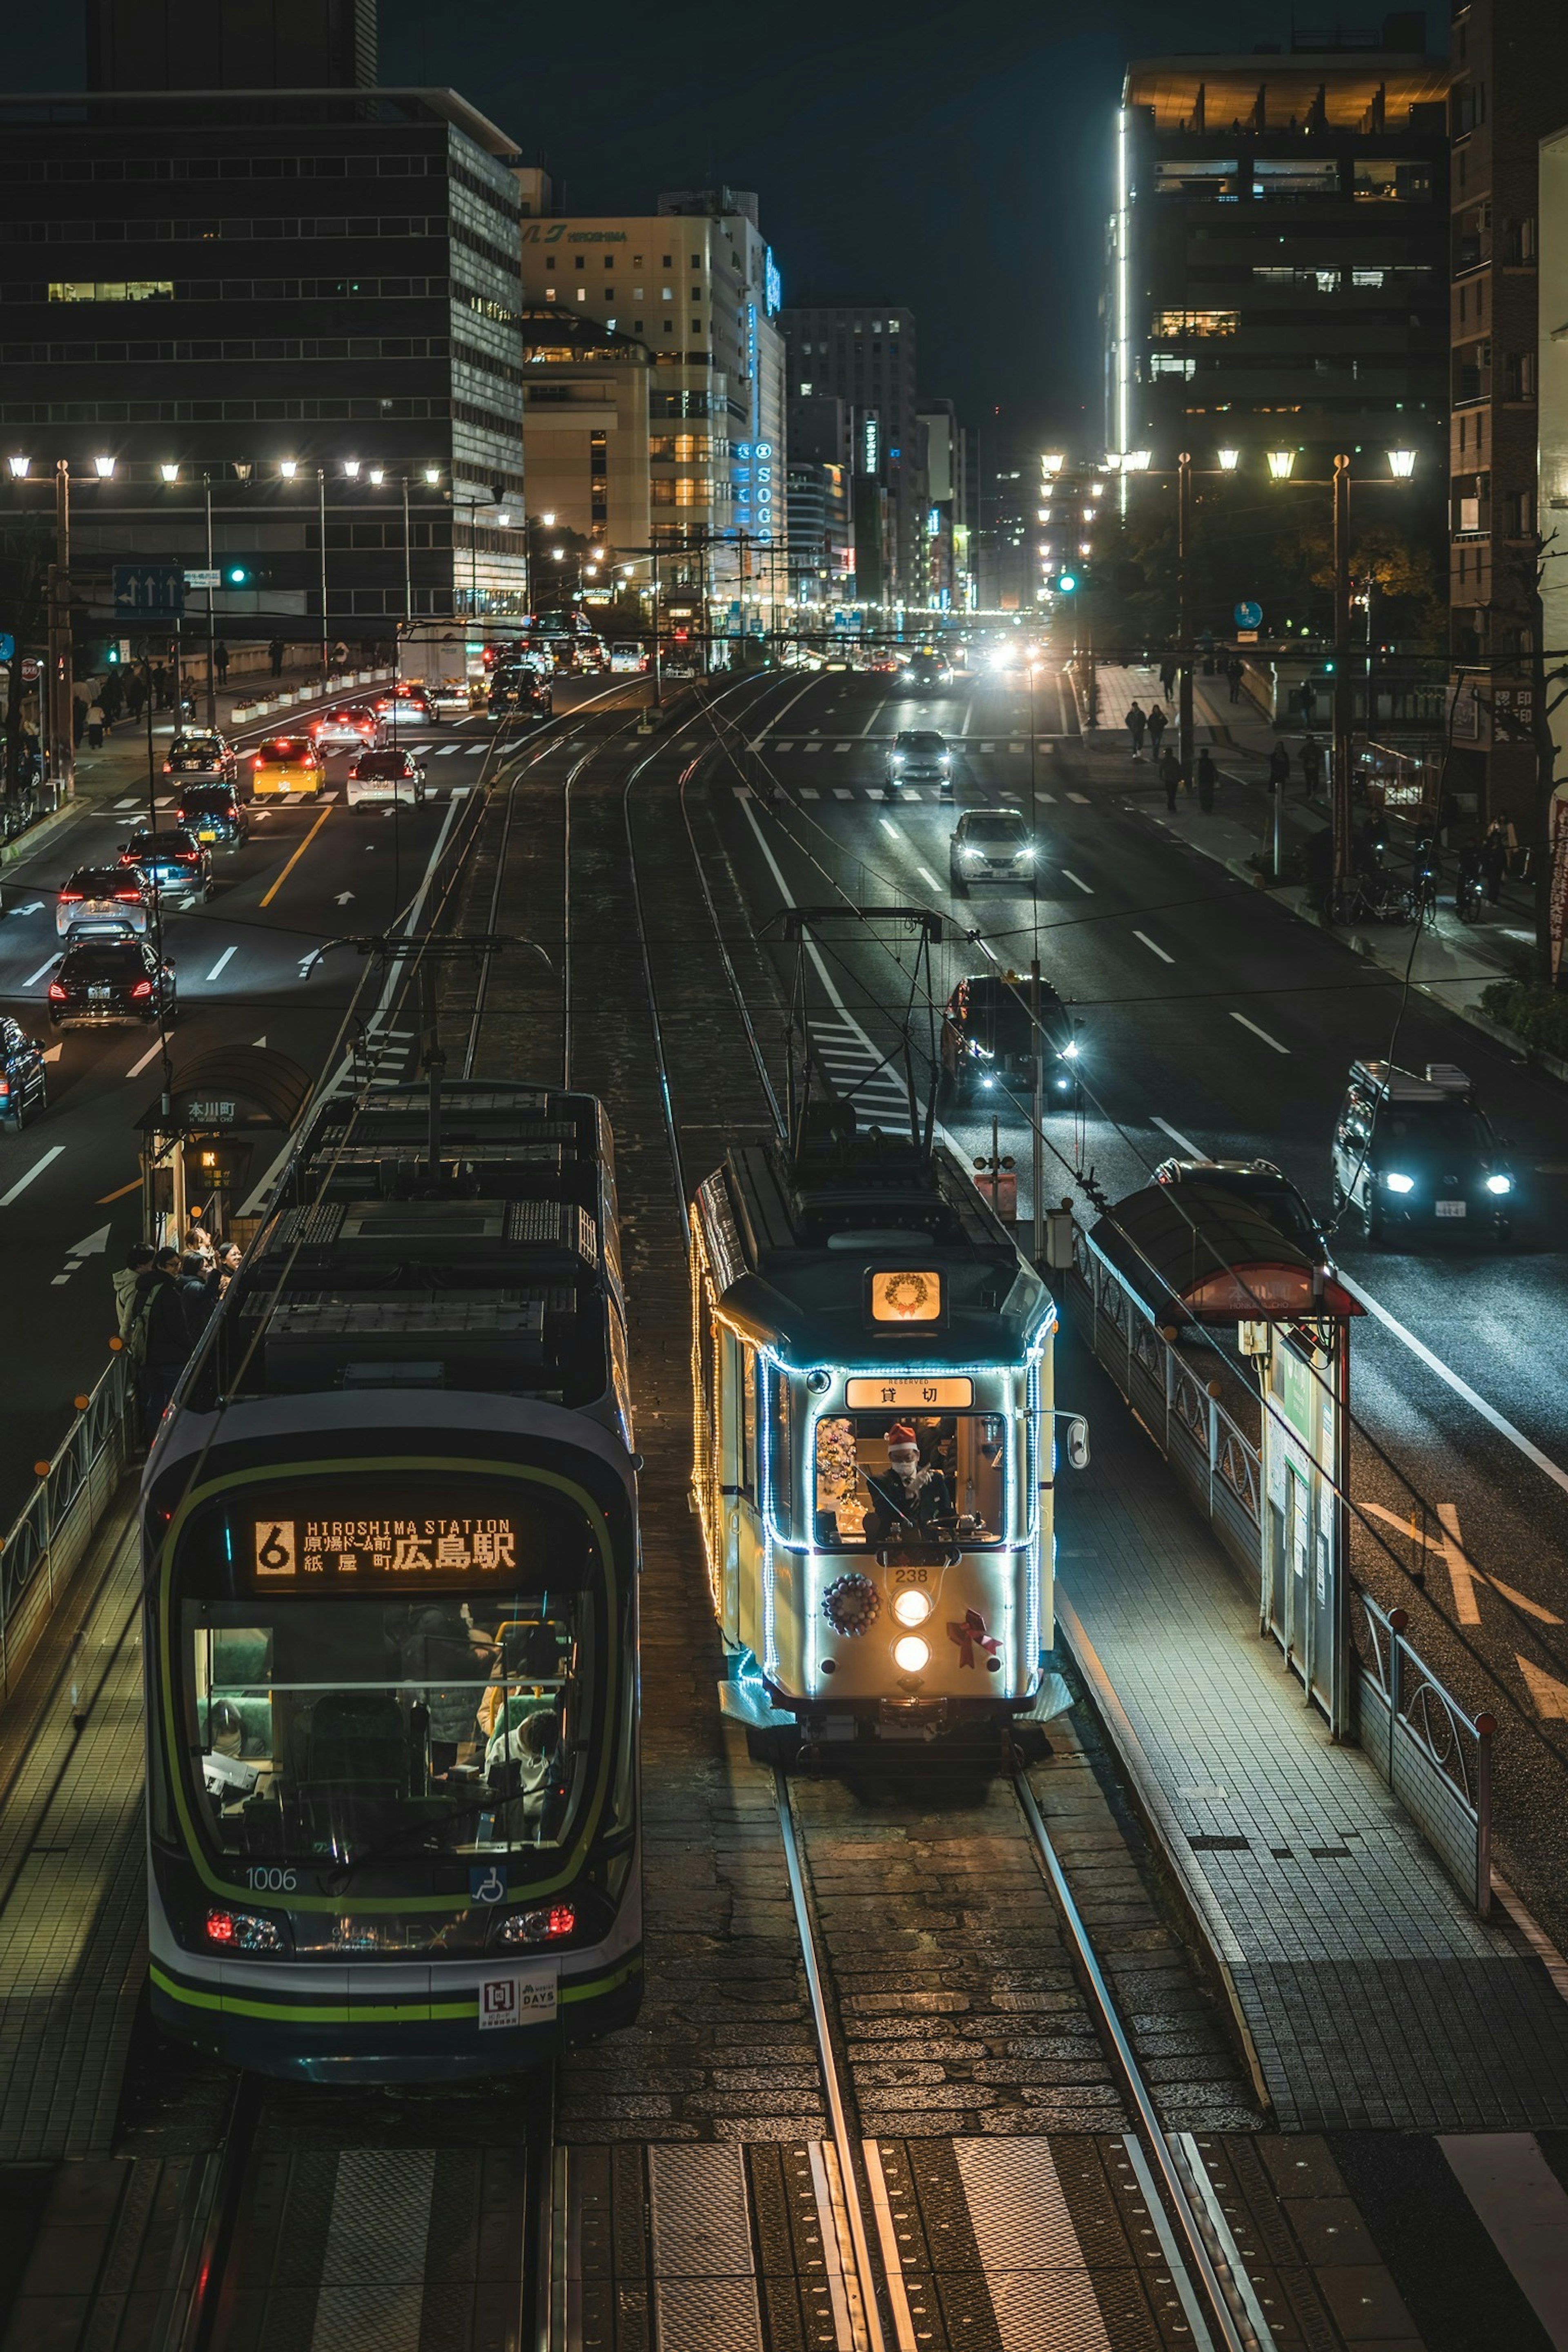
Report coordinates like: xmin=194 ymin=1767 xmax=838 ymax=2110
xmin=1055 ymin=571 xmax=1079 ymax=594
xmin=224 ymin=562 xmax=254 ymax=587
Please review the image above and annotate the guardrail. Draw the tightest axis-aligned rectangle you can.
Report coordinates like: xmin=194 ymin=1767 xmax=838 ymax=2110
xmin=0 ymin=1352 xmax=138 ymax=1696
xmin=1065 ymin=1218 xmax=1496 ymax=1917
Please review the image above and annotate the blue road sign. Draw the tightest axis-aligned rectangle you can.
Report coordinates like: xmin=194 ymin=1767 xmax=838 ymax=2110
xmin=113 ymin=564 xmax=186 ymax=620
xmin=0 ymin=634 xmax=14 ymax=663
xmin=1234 ymin=600 xmax=1264 ymax=631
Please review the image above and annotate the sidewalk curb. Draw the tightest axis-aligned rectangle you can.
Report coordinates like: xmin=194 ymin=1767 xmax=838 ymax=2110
xmin=1054 ymin=1586 xmax=1275 ymax=2120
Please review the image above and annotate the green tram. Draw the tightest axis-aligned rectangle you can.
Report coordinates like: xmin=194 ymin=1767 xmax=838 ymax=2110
xmin=142 ymin=1082 xmax=640 ymax=2080
xmin=691 ymin=1125 xmax=1059 ymax=1756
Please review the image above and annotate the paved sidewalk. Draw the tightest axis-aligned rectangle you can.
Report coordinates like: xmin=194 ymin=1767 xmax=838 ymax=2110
xmin=1053 ymin=1323 xmax=1568 ymax=2133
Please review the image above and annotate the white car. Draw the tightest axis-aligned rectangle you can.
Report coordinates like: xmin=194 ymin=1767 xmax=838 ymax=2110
xmin=311 ymin=704 xmax=384 ymax=751
xmin=345 ymin=748 xmax=427 ymax=807
xmin=608 ymin=644 xmax=648 ymax=674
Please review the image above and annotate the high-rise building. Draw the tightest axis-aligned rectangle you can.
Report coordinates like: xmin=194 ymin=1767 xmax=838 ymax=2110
xmin=786 ymin=395 xmax=855 ymax=608
xmin=1109 ymin=22 xmax=1449 ymax=482
xmin=517 ymin=311 xmax=652 ymax=588
xmin=87 ymin=0 xmax=376 ymax=91
xmin=1541 ymin=121 xmax=1568 ymax=837
xmin=517 ymin=188 xmax=786 ymax=637
xmin=0 ymin=84 xmax=529 ymax=640
xmin=781 ymin=305 xmax=924 ymax=606
xmin=918 ymin=401 xmax=975 ymax=610
xmin=1446 ymin=0 xmax=1568 ymax=830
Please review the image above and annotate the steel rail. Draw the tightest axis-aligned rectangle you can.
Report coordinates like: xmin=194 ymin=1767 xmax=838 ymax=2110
xmin=1011 ymin=1766 xmax=1272 ymax=2352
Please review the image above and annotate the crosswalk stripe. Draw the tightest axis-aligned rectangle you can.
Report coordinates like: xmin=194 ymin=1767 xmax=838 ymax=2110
xmin=834 ymin=741 xmax=851 ymax=750
xmin=801 ymin=786 xmax=819 ymax=798
xmin=437 ymin=744 xmax=460 ymax=755
xmin=833 ymin=787 xmax=852 ymax=799
xmin=1067 ymin=791 xmax=1089 ymax=803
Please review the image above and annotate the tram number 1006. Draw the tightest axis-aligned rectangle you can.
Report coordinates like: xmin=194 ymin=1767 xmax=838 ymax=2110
xmin=245 ymin=1866 xmax=298 ymax=1893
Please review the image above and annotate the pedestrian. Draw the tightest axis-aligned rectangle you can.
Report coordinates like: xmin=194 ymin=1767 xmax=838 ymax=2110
xmin=1147 ymin=703 xmax=1167 ymax=759
xmin=100 ymin=672 xmax=123 ymax=725
xmin=136 ymin=1250 xmax=190 ymax=1443
xmin=268 ymin=637 xmax=285 ymax=679
xmin=331 ymin=638 xmax=350 ymax=670
xmin=1267 ymin=741 xmax=1290 ymax=794
xmin=1226 ymin=656 xmax=1244 ymax=706
xmin=1196 ymin=748 xmax=1218 ymax=813
xmin=1300 ymin=734 xmax=1323 ymax=798
xmin=214 ymin=641 xmax=229 ymax=686
xmin=72 ymin=694 xmax=88 ymax=746
xmin=114 ymin=1242 xmax=155 ymax=1342
xmin=85 ymin=698 xmax=106 ymax=750
xmin=1160 ymin=746 xmax=1181 ymax=811
xmin=151 ymin=663 xmax=167 ymax=711
xmin=1126 ymin=700 xmax=1147 ymax=760
xmin=182 ymin=1216 xmax=216 ymax=1272
xmin=1299 ymin=678 xmax=1319 ymax=728
xmin=126 ymin=669 xmax=146 ymax=722
xmin=177 ymin=1251 xmax=215 ymax=1343
xmin=1480 ymin=821 xmax=1508 ymax=904
xmin=206 ymin=1241 xmax=242 ymax=1303
xmin=1159 ymin=656 xmax=1177 ymax=702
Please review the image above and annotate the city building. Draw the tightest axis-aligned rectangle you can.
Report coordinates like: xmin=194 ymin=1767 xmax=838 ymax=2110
xmin=976 ymin=434 xmax=1036 ymax=612
xmin=786 ymin=394 xmax=855 ymax=610
xmin=781 ymin=304 xmax=925 ymax=608
xmin=517 ymin=309 xmax=652 ymax=588
xmin=1446 ymin=0 xmax=1568 ymax=831
xmin=1109 ymin=22 xmax=1449 ymax=488
xmin=516 ymin=187 xmax=786 ymax=639
xmin=918 ymin=400 xmax=976 ymax=610
xmin=1539 ymin=119 xmax=1568 ymax=859
xmin=0 ymin=76 xmax=529 ymax=653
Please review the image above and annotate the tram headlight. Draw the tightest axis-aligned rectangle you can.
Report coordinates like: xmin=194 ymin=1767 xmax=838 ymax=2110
xmin=1383 ymin=1172 xmax=1415 ymax=1193
xmin=499 ymin=1902 xmax=577 ymax=1945
xmin=205 ymin=1907 xmax=284 ymax=1952
xmin=891 ymin=1588 xmax=933 ymax=1627
xmin=892 ymin=1634 xmax=931 ymax=1673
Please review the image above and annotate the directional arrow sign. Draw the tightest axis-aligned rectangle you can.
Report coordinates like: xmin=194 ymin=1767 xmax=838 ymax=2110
xmin=113 ymin=564 xmax=186 ymax=620
xmin=12 ymin=902 xmax=44 ymax=917
xmin=66 ymin=1223 xmax=113 ymax=1260
xmin=40 ymin=1045 xmax=62 ymax=1065
xmin=334 ymin=891 xmax=354 ymax=905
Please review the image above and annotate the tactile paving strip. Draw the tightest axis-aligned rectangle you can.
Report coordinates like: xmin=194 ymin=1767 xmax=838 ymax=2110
xmin=953 ymin=2140 xmax=1112 ymax=2352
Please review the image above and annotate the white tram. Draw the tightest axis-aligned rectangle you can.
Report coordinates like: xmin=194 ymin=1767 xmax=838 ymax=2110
xmin=691 ymin=1126 xmax=1058 ymax=1755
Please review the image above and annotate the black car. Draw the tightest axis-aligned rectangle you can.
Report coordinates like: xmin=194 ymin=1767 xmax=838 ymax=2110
xmin=940 ymin=971 xmax=1082 ymax=1106
xmin=117 ymin=827 xmax=212 ymax=905
xmin=163 ymin=733 xmax=238 ymax=786
xmin=172 ymin=781 xmax=249 ymax=850
xmin=1154 ymin=1157 xmax=1325 ymax=1258
xmin=49 ymin=936 xmax=178 ymax=1028
xmin=0 ymin=1017 xmax=47 ymax=1130
xmin=488 ymin=667 xmax=552 ymax=719
xmin=1332 ymin=1058 xmax=1515 ymax=1244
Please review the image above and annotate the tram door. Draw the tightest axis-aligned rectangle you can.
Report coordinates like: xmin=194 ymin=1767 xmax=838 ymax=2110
xmin=716 ymin=1332 xmax=764 ymax=1651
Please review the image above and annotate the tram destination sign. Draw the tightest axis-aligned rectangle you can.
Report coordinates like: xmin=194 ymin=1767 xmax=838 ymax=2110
xmin=250 ymin=1514 xmax=521 ymax=1590
xmin=845 ymin=1377 xmax=974 ymax=1410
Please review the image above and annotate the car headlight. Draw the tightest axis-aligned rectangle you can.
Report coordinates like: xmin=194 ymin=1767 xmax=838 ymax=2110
xmin=1062 ymin=1040 xmax=1080 ymax=1059
xmin=1014 ymin=846 xmax=1036 ymax=864
xmin=1486 ymin=1174 xmax=1512 ymax=1195
xmin=1383 ymin=1172 xmax=1415 ymax=1193
xmin=962 ymin=847 xmax=986 ymax=864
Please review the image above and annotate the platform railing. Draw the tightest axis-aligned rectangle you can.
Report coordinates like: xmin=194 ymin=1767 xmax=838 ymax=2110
xmin=1358 ymin=1593 xmax=1494 ymax=1917
xmin=0 ymin=1352 xmax=138 ymax=1696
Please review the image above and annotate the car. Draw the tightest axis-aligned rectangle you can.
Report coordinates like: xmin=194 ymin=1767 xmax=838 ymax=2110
xmin=885 ymin=728 xmax=952 ymax=793
xmin=608 ymin=644 xmax=648 ymax=674
xmin=0 ymin=1018 xmax=47 ymax=1130
xmin=57 ymin=864 xmax=150 ymax=937
xmin=310 ymin=704 xmax=384 ymax=751
xmin=386 ymin=686 xmax=435 ymax=731
xmin=662 ymin=655 xmax=699 ymax=679
xmin=49 ymin=935 xmax=176 ymax=1028
xmin=346 ymin=748 xmax=427 ymax=808
xmin=1153 ymin=1158 xmax=1325 ymax=1259
xmin=867 ymin=653 xmax=902 ymax=675
xmin=248 ymin=737 xmax=323 ymax=797
xmin=1331 ymin=1058 xmax=1515 ymax=1244
xmin=488 ymin=668 xmax=552 ymax=720
xmin=174 ymin=781 xmax=249 ymax=850
xmin=905 ymin=652 xmax=954 ymax=689
xmin=163 ymin=733 xmax=238 ymax=786
xmin=940 ymin=971 xmax=1082 ymax=1107
xmin=117 ymin=827 xmax=212 ymax=906
xmin=949 ymin=809 xmax=1038 ymax=894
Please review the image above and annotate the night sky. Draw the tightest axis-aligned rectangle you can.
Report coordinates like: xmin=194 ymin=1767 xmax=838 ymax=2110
xmin=9 ymin=1 xmax=1441 ymax=452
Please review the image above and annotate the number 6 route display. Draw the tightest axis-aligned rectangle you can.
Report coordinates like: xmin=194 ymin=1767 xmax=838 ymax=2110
xmin=689 ymin=1124 xmax=1059 ymax=1762
xmin=139 ymin=1081 xmax=640 ymax=2082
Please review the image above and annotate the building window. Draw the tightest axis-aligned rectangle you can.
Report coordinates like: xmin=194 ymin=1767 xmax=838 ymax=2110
xmin=575 ymin=256 xmax=586 ymax=270
xmin=1150 ymin=355 xmax=1196 ymax=378
xmin=49 ymin=279 xmax=174 ymax=302
xmin=605 ymin=287 xmax=615 ymax=302
xmin=663 ymin=321 xmax=673 ymax=336
xmin=1252 ymin=158 xmax=1339 ymax=197
xmin=1354 ymin=160 xmax=1433 ymax=203
xmin=1149 ymin=310 xmax=1238 ymax=338
xmin=692 ymin=317 xmax=702 ymax=333
xmin=1154 ymin=158 xmax=1239 ymax=198
xmin=662 ymin=254 xmax=672 ymax=267
xmin=1351 ymin=267 xmax=1385 ymax=287
xmin=604 ymin=254 xmax=614 ymax=268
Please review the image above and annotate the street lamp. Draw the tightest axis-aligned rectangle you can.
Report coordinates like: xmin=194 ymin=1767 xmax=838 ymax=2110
xmin=7 ymin=456 xmax=29 ymax=479
xmin=93 ymin=455 xmax=115 ymax=479
xmin=1266 ymin=450 xmax=1297 ymax=481
xmin=279 ymin=459 xmax=298 ymax=480
xmin=1387 ymin=447 xmax=1417 ymax=479
xmin=160 ymin=463 xmax=179 ymax=483
xmin=1217 ymin=448 xmax=1241 ymax=472
xmin=343 ymin=459 xmax=361 ymax=480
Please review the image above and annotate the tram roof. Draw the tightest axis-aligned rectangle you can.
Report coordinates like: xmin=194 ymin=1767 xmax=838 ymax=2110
xmin=697 ymin=1138 xmax=1053 ymax=1366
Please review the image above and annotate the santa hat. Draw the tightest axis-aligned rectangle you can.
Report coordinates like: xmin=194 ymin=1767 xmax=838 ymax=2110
xmin=886 ymin=1422 xmax=918 ymax=1449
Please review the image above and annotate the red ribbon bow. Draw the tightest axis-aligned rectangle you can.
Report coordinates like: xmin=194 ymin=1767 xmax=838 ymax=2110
xmin=947 ymin=1608 xmax=1000 ymax=1669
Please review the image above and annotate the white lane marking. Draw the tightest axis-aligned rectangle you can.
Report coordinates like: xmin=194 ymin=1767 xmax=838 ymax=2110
xmin=801 ymin=786 xmax=819 ymax=799
xmin=0 ymin=1144 xmax=65 ymax=1207
xmin=1230 ymin=1011 xmax=1288 ymax=1053
xmin=1067 ymin=791 xmax=1089 ymax=804
xmin=206 ymin=944 xmax=237 ymax=981
xmin=833 ymin=787 xmax=852 ymax=799
xmin=879 ymin=818 xmax=902 ymax=839
xmin=1133 ymin=930 xmax=1174 ymax=963
xmin=1339 ymin=1271 xmax=1568 ymax=1497
xmin=23 ymin=955 xmax=60 ymax=987
xmin=860 ymin=704 xmax=883 ymax=736
xmin=834 ymin=741 xmax=851 ymax=751
xmin=917 ymin=866 xmax=942 ymax=891
xmin=1152 ymin=1115 xmax=1203 ymax=1156
xmin=1439 ymin=2136 xmax=1568 ymax=2349
xmin=126 ymin=1037 xmax=165 ymax=1078
xmin=1061 ymin=869 xmax=1094 ymax=894
xmin=806 ymin=742 xmax=823 ymax=754
xmin=437 ymin=744 xmax=460 ymax=755
xmin=114 ymin=796 xmax=141 ymax=809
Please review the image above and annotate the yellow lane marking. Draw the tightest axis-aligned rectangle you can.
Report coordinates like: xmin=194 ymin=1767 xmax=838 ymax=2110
xmin=258 ymin=804 xmax=332 ymax=909
xmin=96 ymin=1178 xmax=141 ymax=1204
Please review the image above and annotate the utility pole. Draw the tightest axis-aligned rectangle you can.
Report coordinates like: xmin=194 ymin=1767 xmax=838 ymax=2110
xmin=1176 ymin=450 xmax=1194 ymax=783
xmin=1331 ymin=453 xmax=1352 ymax=919
xmin=46 ymin=460 xmax=74 ymax=804
xmin=203 ymin=474 xmax=218 ymax=730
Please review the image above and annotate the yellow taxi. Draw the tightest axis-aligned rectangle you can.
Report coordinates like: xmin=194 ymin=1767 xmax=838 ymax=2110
xmin=247 ymin=736 xmax=323 ymax=797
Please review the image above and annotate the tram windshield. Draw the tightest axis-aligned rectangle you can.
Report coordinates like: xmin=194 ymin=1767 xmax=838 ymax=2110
xmin=813 ymin=1412 xmax=1007 ymax=1549
xmin=169 ymin=1482 xmax=606 ymax=1868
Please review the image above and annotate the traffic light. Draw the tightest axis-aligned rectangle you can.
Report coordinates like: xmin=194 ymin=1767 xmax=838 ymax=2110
xmin=218 ymin=559 xmax=267 ymax=588
xmin=1054 ymin=570 xmax=1080 ymax=595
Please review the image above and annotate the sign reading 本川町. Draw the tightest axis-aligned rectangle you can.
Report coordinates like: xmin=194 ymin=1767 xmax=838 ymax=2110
xmin=251 ymin=1515 xmax=520 ymax=1589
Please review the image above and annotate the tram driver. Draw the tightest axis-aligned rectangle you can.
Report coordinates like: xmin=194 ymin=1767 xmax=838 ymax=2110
xmin=862 ymin=1420 xmax=956 ymax=1543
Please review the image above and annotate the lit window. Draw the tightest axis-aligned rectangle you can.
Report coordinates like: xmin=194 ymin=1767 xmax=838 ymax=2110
xmin=1354 ymin=160 xmax=1432 ymax=203
xmin=661 ymin=286 xmax=673 ymax=301
xmin=1352 ymin=267 xmax=1386 ymax=287
xmin=49 ymin=279 xmax=175 ymax=303
xmin=576 ymin=287 xmax=587 ymax=303
xmin=1252 ymin=157 xmax=1339 ymax=197
xmin=1150 ymin=310 xmax=1238 ymax=338
xmin=1150 ymin=355 xmax=1196 ymax=377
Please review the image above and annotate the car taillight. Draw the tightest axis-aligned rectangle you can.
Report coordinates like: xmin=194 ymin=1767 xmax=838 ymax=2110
xmin=116 ymin=890 xmax=143 ymax=902
xmin=130 ymin=979 xmax=153 ymax=999
xmin=58 ymin=891 xmax=82 ymax=902
xmin=252 ymin=754 xmax=263 ymax=767
xmin=48 ymin=981 xmax=67 ymax=1000
xmin=161 ymin=760 xmax=173 ymax=774
xmin=498 ymin=1901 xmax=576 ymax=1946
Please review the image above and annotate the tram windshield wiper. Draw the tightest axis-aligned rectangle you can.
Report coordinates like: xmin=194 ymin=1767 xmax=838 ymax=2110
xmin=320 ymin=1791 xmax=494 ymax=1891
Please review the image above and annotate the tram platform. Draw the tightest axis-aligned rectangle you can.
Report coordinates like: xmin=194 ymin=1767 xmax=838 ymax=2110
xmin=1052 ymin=1322 xmax=1568 ymax=2135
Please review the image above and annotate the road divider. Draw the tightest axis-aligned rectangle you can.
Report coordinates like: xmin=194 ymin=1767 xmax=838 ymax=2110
xmin=258 ymin=804 xmax=332 ymax=909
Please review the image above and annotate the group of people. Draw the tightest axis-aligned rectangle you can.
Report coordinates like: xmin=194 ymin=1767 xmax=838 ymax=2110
xmin=113 ymin=1220 xmax=241 ymax=1442
xmin=1126 ymin=701 xmax=1223 ymax=814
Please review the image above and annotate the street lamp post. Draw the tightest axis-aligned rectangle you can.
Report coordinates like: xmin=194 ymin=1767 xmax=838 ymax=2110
xmin=1332 ymin=454 xmax=1353 ymax=911
xmin=47 ymin=460 xmax=73 ymax=804
xmin=1176 ymin=450 xmax=1193 ymax=782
